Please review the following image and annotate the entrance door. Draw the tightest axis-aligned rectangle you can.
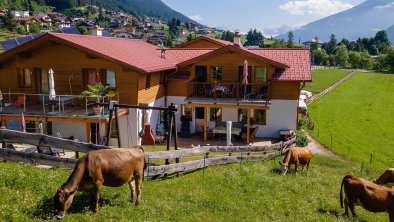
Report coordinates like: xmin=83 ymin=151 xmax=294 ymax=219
xmin=194 ymin=107 xmax=205 ymax=133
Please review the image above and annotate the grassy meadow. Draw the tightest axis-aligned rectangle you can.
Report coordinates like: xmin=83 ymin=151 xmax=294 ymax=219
xmin=307 ymin=72 xmax=394 ymax=171
xmin=0 ymin=155 xmax=387 ymax=222
xmin=1 ymin=70 xmax=393 ymax=221
xmin=304 ymin=69 xmax=352 ymax=94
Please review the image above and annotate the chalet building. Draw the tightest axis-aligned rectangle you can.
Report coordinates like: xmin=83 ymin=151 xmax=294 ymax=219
xmin=0 ymin=33 xmax=311 ymax=146
xmin=303 ymin=39 xmax=324 ymax=50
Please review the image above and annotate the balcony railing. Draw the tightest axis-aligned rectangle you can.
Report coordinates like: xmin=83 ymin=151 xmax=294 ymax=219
xmin=187 ymin=82 xmax=270 ymax=102
xmin=0 ymin=90 xmax=119 ymax=117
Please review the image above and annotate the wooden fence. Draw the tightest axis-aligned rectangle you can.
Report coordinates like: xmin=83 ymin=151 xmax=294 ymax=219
xmin=0 ymin=129 xmax=295 ymax=177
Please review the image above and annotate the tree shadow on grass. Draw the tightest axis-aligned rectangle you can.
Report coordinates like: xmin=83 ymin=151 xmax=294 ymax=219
xmin=32 ymin=192 xmax=115 ymax=220
xmin=317 ymin=208 xmax=367 ymax=222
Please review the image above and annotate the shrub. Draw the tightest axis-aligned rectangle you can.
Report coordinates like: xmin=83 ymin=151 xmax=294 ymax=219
xmin=295 ymin=130 xmax=310 ymax=147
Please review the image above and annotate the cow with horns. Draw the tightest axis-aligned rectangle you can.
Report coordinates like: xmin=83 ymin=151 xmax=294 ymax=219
xmin=53 ymin=148 xmax=146 ymax=219
xmin=278 ymin=147 xmax=313 ymax=175
xmin=340 ymin=175 xmax=394 ymax=221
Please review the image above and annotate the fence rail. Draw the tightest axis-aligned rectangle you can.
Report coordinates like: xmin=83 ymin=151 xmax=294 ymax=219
xmin=0 ymin=129 xmax=295 ymax=177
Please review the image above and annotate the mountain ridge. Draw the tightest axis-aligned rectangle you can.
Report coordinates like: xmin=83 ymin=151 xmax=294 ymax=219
xmin=277 ymin=0 xmax=394 ymax=42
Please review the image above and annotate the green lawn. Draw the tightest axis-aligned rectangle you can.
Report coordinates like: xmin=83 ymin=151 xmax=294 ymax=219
xmin=304 ymin=69 xmax=352 ymax=94
xmin=0 ymin=155 xmax=387 ymax=222
xmin=307 ymin=72 xmax=394 ymax=171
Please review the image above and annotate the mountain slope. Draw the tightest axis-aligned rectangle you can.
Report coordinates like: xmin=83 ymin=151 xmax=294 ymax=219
xmin=278 ymin=0 xmax=394 ymax=42
xmin=91 ymin=0 xmax=194 ymax=23
xmin=387 ymin=25 xmax=394 ymax=43
xmin=41 ymin=0 xmax=193 ymax=23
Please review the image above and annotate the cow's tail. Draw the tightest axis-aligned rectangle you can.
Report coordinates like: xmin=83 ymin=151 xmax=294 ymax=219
xmin=340 ymin=175 xmax=352 ymax=208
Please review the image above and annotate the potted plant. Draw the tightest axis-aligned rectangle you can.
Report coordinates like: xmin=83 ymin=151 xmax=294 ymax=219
xmin=81 ymin=83 xmax=116 ymax=115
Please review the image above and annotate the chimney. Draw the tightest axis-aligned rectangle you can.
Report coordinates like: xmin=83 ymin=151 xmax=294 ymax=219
xmin=233 ymin=30 xmax=242 ymax=47
xmin=91 ymin=25 xmax=103 ymax=37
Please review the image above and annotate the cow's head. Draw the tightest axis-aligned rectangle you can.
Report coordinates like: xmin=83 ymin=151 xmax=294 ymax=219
xmin=53 ymin=186 xmax=78 ymax=219
xmin=278 ymin=161 xmax=289 ymax=175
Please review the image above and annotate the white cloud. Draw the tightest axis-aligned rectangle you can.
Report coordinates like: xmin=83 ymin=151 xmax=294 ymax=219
xmin=261 ymin=22 xmax=306 ymax=37
xmin=279 ymin=0 xmax=353 ymax=16
xmin=189 ymin=15 xmax=203 ymax=21
xmin=374 ymin=2 xmax=394 ymax=9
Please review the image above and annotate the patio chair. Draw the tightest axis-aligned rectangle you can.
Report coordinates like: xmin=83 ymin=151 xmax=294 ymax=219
xmin=203 ymin=84 xmax=213 ymax=97
xmin=255 ymin=87 xmax=268 ymax=99
xmin=224 ymin=85 xmax=235 ymax=98
xmin=242 ymin=126 xmax=259 ymax=144
xmin=15 ymin=95 xmax=25 ymax=106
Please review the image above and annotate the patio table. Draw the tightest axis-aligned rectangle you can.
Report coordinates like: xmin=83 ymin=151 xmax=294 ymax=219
xmin=212 ymin=126 xmax=241 ymax=135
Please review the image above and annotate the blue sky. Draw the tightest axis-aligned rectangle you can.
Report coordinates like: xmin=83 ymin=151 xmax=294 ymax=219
xmin=162 ymin=0 xmax=365 ymax=36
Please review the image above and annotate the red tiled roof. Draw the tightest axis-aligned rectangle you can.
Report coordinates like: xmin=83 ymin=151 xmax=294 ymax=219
xmin=176 ymin=36 xmax=234 ymax=48
xmin=249 ymin=48 xmax=311 ymax=82
xmin=48 ymin=32 xmax=177 ymax=73
xmin=164 ymin=48 xmax=214 ymax=63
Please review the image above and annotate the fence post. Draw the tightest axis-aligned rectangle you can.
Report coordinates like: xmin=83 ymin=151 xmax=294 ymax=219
xmin=360 ymin=162 xmax=364 ymax=177
xmin=147 ymin=157 xmax=150 ymax=181
xmin=370 ymin=153 xmax=373 ymax=164
xmin=203 ymin=154 xmax=206 ymax=177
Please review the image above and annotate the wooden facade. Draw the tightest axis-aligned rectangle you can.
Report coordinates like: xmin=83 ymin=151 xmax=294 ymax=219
xmin=0 ymin=33 xmax=310 ymax=145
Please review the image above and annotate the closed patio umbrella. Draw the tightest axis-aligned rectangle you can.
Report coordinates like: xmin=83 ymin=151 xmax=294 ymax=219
xmin=49 ymin=69 xmax=56 ymax=100
xmin=242 ymin=60 xmax=249 ymax=98
xmin=21 ymin=113 xmax=26 ymax=132
xmin=48 ymin=69 xmax=56 ymax=113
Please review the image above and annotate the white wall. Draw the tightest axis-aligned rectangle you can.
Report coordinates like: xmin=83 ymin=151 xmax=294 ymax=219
xmin=52 ymin=122 xmax=87 ymax=142
xmin=110 ymin=108 xmax=140 ymax=147
xmin=165 ymin=96 xmax=189 ymax=133
xmin=255 ymin=99 xmax=297 ymax=138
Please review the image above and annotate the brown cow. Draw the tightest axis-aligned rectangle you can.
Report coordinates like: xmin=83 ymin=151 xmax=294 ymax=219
xmin=373 ymin=168 xmax=394 ymax=187
xmin=53 ymin=148 xmax=146 ymax=219
xmin=340 ymin=175 xmax=394 ymax=221
xmin=278 ymin=147 xmax=313 ymax=175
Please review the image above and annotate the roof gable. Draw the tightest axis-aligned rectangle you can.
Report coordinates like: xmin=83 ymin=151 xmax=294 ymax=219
xmin=0 ymin=33 xmax=178 ymax=73
xmin=249 ymin=48 xmax=311 ymax=82
xmin=177 ymin=45 xmax=289 ymax=69
xmin=176 ymin=36 xmax=234 ymax=48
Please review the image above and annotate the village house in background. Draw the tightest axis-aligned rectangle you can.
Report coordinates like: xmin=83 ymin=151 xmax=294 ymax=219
xmin=0 ymin=29 xmax=311 ymax=146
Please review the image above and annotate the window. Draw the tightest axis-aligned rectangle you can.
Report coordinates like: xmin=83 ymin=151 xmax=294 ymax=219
xmin=238 ymin=109 xmax=266 ymax=125
xmin=212 ymin=66 xmax=222 ymax=82
xmin=255 ymin=67 xmax=267 ymax=82
xmin=195 ymin=107 xmax=204 ymax=119
xmin=40 ymin=69 xmax=49 ymax=93
xmin=195 ymin=66 xmax=207 ymax=82
xmin=181 ymin=104 xmax=192 ymax=116
xmin=145 ymin=73 xmax=151 ymax=89
xmin=210 ymin=107 xmax=222 ymax=122
xmin=105 ymin=70 xmax=116 ymax=88
xmin=18 ymin=68 xmax=32 ymax=87
xmin=254 ymin=109 xmax=266 ymax=125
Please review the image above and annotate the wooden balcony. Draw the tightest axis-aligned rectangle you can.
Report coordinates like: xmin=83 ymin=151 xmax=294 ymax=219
xmin=187 ymin=82 xmax=271 ymax=104
xmin=0 ymin=92 xmax=123 ymax=122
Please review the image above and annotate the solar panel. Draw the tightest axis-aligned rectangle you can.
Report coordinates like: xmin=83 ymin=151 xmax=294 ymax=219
xmin=0 ymin=27 xmax=81 ymax=51
xmin=1 ymin=39 xmax=19 ymax=51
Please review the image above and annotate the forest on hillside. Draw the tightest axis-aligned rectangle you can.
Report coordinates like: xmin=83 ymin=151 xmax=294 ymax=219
xmin=0 ymin=0 xmax=192 ymax=22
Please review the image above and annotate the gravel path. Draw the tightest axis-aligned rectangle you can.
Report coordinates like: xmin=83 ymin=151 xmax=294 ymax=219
xmin=305 ymin=132 xmax=337 ymax=157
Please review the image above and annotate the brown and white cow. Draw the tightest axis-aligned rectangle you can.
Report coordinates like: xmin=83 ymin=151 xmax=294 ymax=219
xmin=340 ymin=175 xmax=394 ymax=221
xmin=373 ymin=168 xmax=394 ymax=188
xmin=53 ymin=148 xmax=146 ymax=219
xmin=278 ymin=147 xmax=313 ymax=175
